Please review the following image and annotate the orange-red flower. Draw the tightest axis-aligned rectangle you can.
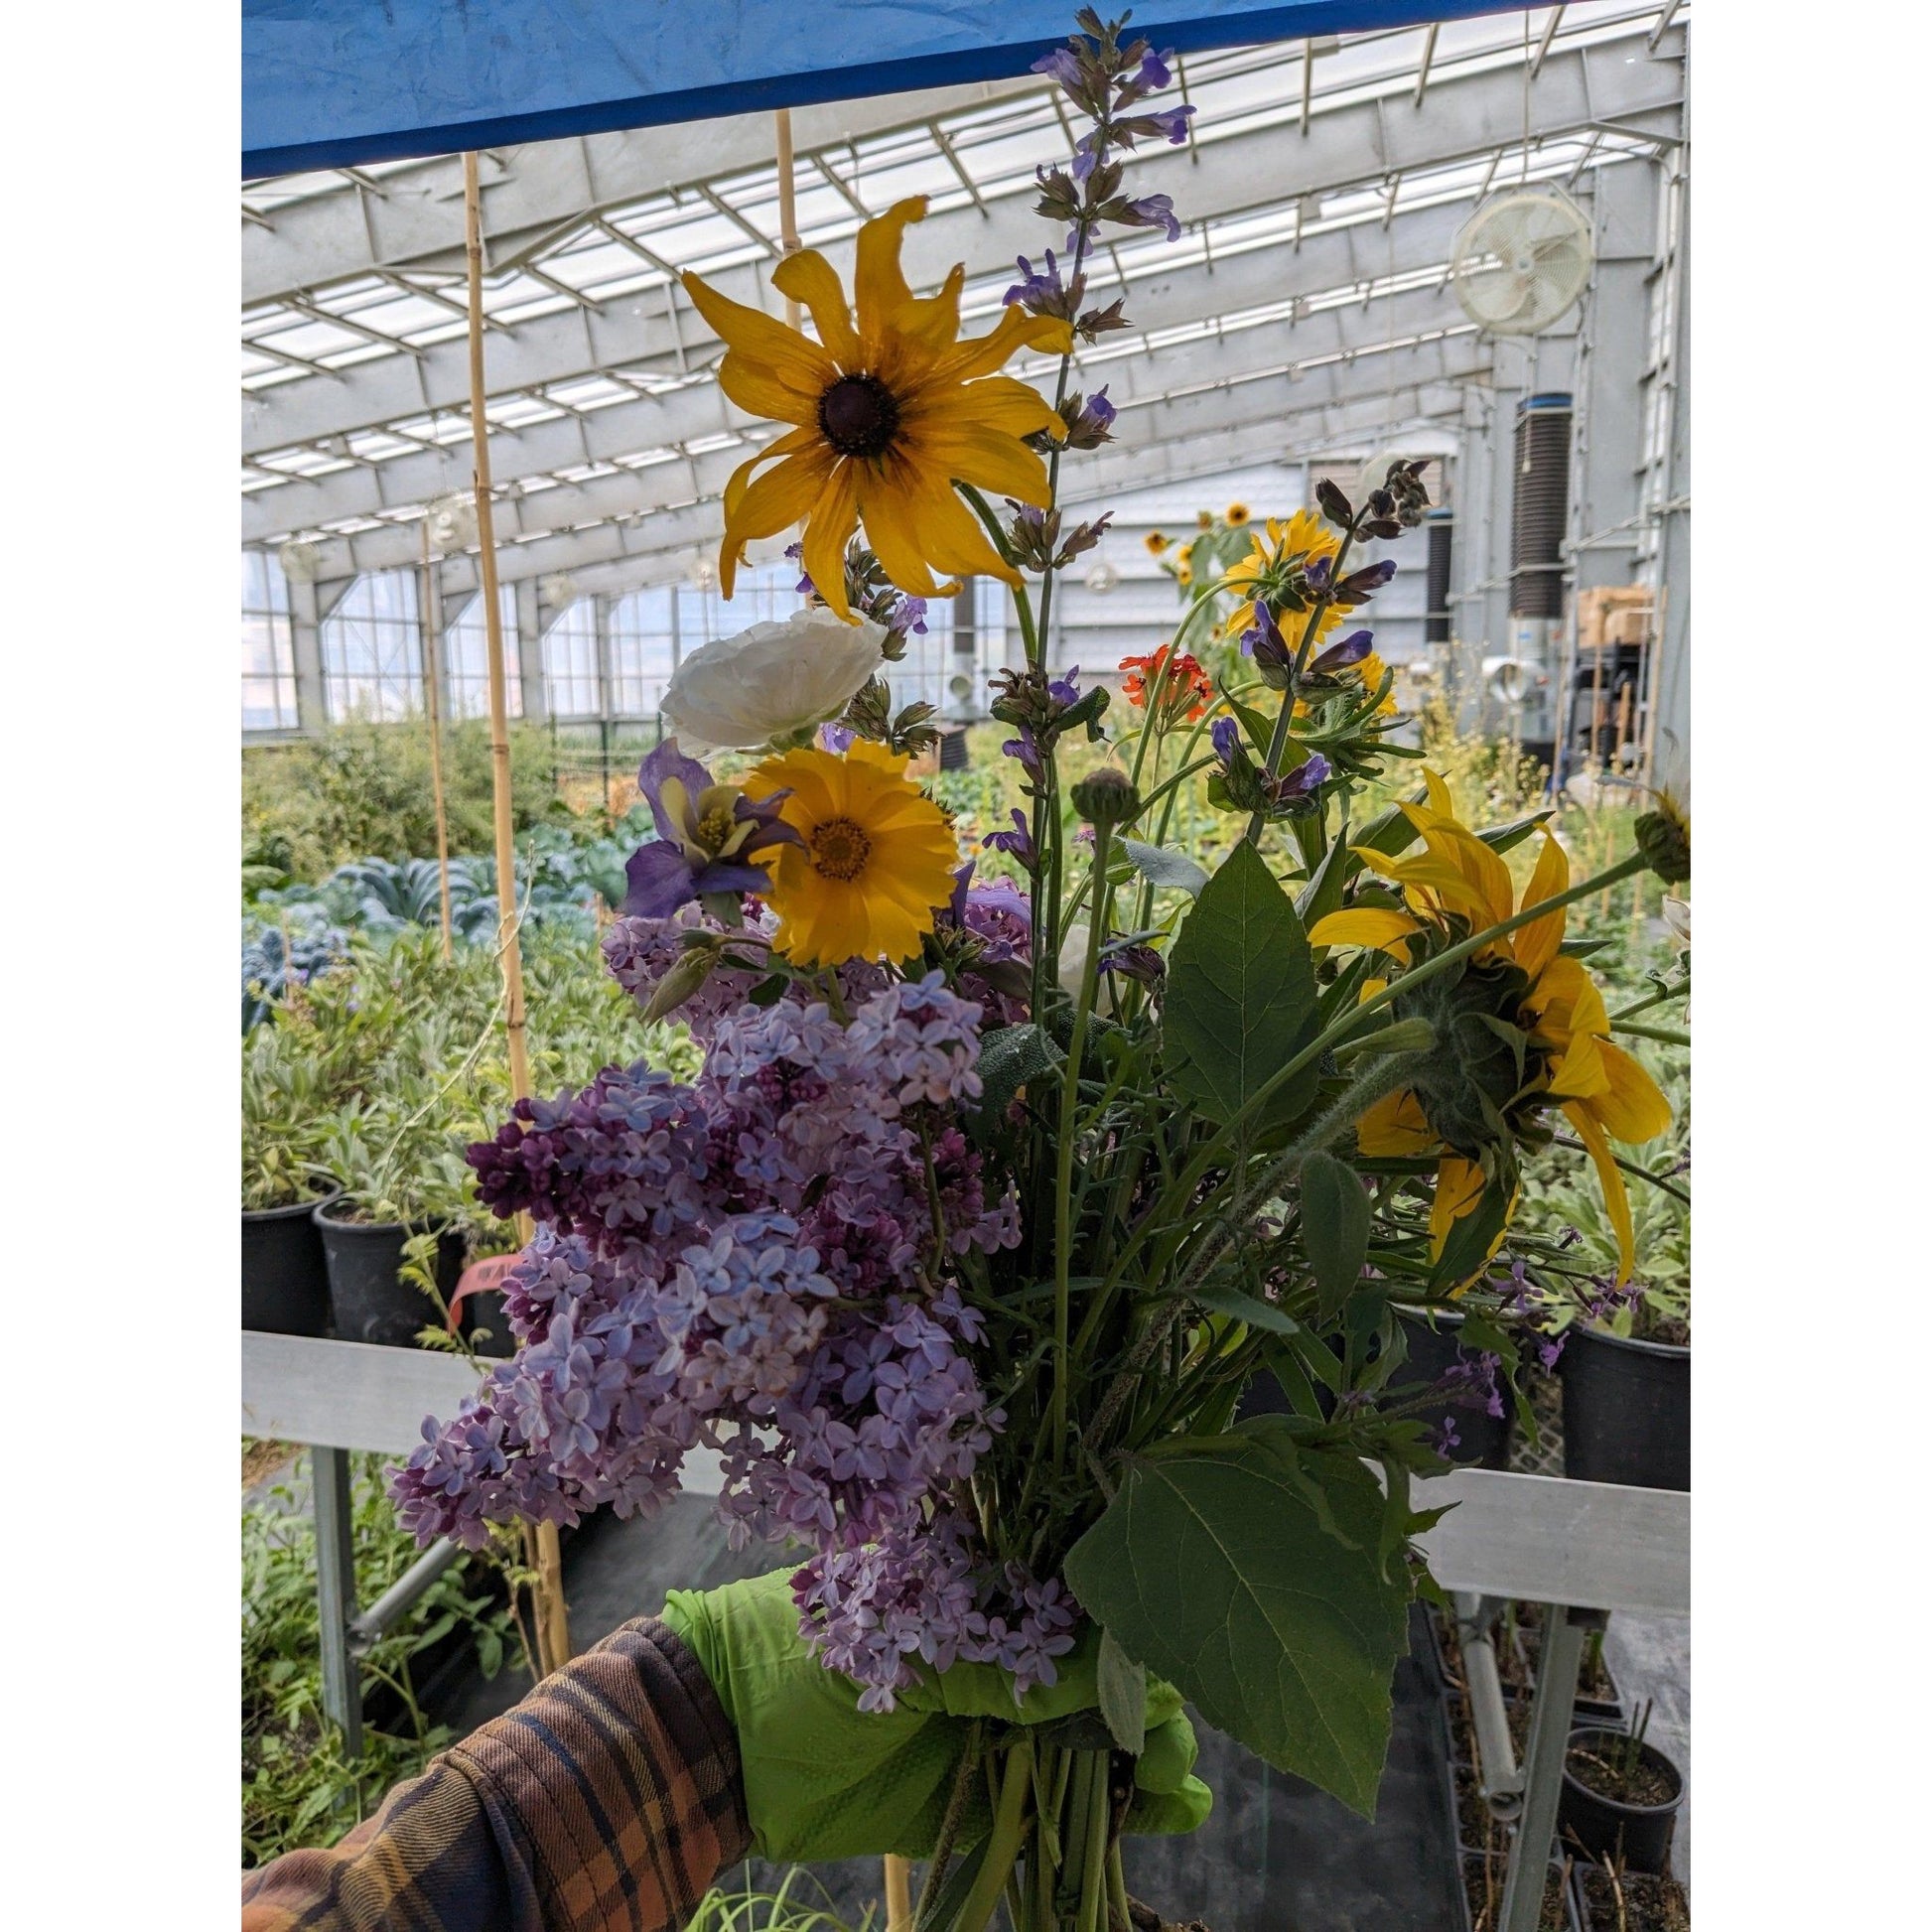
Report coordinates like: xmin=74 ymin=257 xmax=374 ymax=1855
xmin=1120 ymin=645 xmax=1213 ymax=723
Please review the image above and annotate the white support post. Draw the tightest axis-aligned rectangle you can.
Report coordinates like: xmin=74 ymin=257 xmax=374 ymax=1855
xmin=311 ymin=1445 xmax=363 ymax=1758
xmin=1498 ymin=1602 xmax=1599 ymax=1932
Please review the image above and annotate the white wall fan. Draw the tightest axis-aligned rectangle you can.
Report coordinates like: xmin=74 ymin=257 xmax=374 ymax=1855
xmin=1449 ymin=187 xmax=1593 ymax=337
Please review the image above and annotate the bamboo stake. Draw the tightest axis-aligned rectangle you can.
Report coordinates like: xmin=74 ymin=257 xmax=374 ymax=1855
xmin=466 ymin=148 xmax=571 ymax=1677
xmin=773 ymin=110 xmax=802 ymax=327
xmin=420 ymin=521 xmax=455 ymax=961
xmin=1638 ymin=584 xmax=1667 ymax=797
xmin=885 ymin=1856 xmax=913 ymax=1932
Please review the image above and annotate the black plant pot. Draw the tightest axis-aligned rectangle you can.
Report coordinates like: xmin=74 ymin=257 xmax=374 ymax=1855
xmin=1399 ymin=1309 xmax=1514 ymax=1470
xmin=315 ymin=1202 xmax=465 ymax=1349
xmin=1560 ymin=1326 xmax=1690 ymax=1490
xmin=1558 ymin=1726 xmax=1684 ymax=1875
xmin=1456 ymin=1851 xmax=1582 ymax=1932
xmin=242 ymin=1181 xmax=344 ymax=1336
xmin=465 ymin=1288 xmax=516 ymax=1359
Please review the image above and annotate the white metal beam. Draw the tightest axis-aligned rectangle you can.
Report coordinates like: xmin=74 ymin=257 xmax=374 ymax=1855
xmin=301 ymin=288 xmax=1507 ymax=580
xmin=243 ymin=77 xmax=1046 ymax=307
xmin=242 ymin=30 xmax=1682 ymax=463
xmin=379 ymin=337 xmax=1501 ymax=599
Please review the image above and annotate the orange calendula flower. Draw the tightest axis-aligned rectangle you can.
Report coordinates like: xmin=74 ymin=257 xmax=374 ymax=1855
xmin=681 ymin=198 xmax=1072 ymax=621
xmin=1310 ymin=770 xmax=1672 ymax=1283
xmin=1120 ymin=645 xmax=1213 ymax=723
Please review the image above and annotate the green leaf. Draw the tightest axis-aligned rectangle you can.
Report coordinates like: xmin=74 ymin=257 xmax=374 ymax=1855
xmin=1222 ymin=687 xmax=1277 ymax=759
xmin=1064 ymin=1432 xmax=1410 ymax=1817
xmin=1301 ymin=1151 xmax=1373 ymax=1318
xmin=1164 ymin=842 xmax=1320 ymax=1128
xmin=1428 ymin=1173 xmax=1515 ymax=1291
xmin=1477 ymin=808 xmax=1556 ymax=854
xmin=1194 ymin=1276 xmax=1302 ymax=1334
xmin=1295 ymin=827 xmax=1352 ymax=931
xmin=1120 ymin=837 xmax=1209 ymax=897
xmin=1096 ymin=1628 xmax=1148 ymax=1756
xmin=972 ymin=1023 xmax=1060 ymax=1141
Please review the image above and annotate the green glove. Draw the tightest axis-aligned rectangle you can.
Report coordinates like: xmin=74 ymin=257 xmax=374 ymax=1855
xmin=662 ymin=1566 xmax=1212 ymax=1863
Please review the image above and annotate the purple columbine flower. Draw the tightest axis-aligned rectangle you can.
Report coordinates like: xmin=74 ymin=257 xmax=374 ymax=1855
xmin=621 ymin=740 xmax=799 ymax=918
xmin=1310 ymin=628 xmax=1375 ymax=675
xmin=1120 ymin=194 xmax=1181 ymax=242
xmin=984 ymin=809 xmax=1039 ymax=873
xmin=1004 ymin=250 xmax=1066 ymax=309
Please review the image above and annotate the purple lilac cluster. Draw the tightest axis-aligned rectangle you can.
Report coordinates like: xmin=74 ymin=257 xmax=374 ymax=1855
xmin=393 ymin=973 xmax=1075 ymax=1709
xmin=793 ymin=1515 xmax=1079 ymax=1712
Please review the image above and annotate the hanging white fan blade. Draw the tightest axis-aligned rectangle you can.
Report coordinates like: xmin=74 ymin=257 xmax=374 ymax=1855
xmin=1449 ymin=188 xmax=1594 ymax=338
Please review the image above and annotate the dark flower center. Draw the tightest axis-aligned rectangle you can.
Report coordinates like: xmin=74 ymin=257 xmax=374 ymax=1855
xmin=809 ymin=816 xmax=873 ymax=882
xmin=818 ymin=373 xmax=901 ymax=461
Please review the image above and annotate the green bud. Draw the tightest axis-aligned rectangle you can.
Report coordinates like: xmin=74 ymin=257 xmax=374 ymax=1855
xmin=1634 ymin=800 xmax=1691 ymax=884
xmin=1332 ymin=1016 xmax=1437 ymax=1063
xmin=639 ymin=945 xmax=719 ymax=1023
xmin=1070 ymin=766 xmax=1142 ymax=830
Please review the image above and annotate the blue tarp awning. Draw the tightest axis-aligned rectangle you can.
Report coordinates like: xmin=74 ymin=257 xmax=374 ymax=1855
xmin=243 ymin=1 xmax=1512 ymax=179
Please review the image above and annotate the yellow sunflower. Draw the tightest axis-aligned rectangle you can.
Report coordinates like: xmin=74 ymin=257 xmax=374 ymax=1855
xmin=1310 ymin=770 xmax=1671 ymax=1282
xmin=1225 ymin=501 xmax=1251 ymax=525
xmin=1224 ymin=509 xmax=1347 ymax=646
xmin=750 ymin=740 xmax=959 ymax=966
xmin=1144 ymin=530 xmax=1171 ymax=555
xmin=681 ymin=199 xmax=1073 ymax=621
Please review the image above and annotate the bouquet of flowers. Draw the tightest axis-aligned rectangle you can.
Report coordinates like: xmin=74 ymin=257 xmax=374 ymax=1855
xmin=394 ymin=14 xmax=1689 ymax=1928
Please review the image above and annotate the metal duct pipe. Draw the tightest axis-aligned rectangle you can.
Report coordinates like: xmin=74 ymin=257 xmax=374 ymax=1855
xmin=1453 ymin=1592 xmax=1525 ymax=1820
xmin=1424 ymin=509 xmax=1454 ymax=644
xmin=1509 ymin=394 xmax=1572 ymax=621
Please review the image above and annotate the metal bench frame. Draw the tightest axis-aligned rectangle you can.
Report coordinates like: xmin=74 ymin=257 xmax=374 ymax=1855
xmin=244 ymin=1333 xmax=1688 ymax=1932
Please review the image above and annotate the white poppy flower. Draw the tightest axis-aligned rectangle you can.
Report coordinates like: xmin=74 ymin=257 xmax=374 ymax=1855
xmin=661 ymin=608 xmax=887 ymax=755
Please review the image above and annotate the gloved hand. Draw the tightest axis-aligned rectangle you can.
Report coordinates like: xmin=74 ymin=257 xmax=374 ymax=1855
xmin=662 ymin=1567 xmax=1211 ymax=1863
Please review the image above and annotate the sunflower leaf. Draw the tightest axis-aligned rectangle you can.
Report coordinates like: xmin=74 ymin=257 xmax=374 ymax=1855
xmin=1301 ymin=1151 xmax=1373 ymax=1318
xmin=1064 ymin=1428 xmax=1409 ymax=1817
xmin=1164 ymin=842 xmax=1321 ymax=1128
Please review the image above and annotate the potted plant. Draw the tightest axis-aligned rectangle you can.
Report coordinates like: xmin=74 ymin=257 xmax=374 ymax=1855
xmin=312 ymin=1105 xmax=472 ymax=1350
xmin=1569 ymin=1857 xmax=1691 ymax=1931
xmin=1558 ymin=1710 xmax=1685 ymax=1875
xmin=241 ymin=1026 xmax=342 ymax=1335
xmin=1534 ymin=1097 xmax=1690 ymax=1490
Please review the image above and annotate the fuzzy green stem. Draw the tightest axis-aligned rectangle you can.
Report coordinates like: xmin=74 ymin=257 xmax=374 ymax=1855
xmin=1052 ymin=823 xmax=1112 ymax=1471
xmin=953 ymin=1746 xmax=1035 ymax=1932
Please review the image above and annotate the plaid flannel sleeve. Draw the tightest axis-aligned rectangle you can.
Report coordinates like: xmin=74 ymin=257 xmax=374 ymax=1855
xmin=240 ymin=1613 xmax=751 ymax=1932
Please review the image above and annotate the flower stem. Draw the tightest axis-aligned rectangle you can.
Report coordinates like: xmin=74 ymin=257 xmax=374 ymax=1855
xmin=1245 ymin=517 xmax=1362 ymax=845
xmin=954 ymin=1745 xmax=1035 ymax=1932
xmin=1052 ymin=823 xmax=1112 ymax=1472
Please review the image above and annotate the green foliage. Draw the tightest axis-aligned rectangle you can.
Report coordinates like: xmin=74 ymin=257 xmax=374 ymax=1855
xmin=241 ymin=1450 xmax=523 ymax=1866
xmin=1065 ymin=1427 xmax=1410 ymax=1817
xmin=242 ymin=719 xmax=567 ymax=882
xmin=684 ymin=1869 xmax=875 ymax=1932
xmin=1162 ymin=841 xmax=1319 ymax=1128
xmin=240 ymin=923 xmax=696 ymax=1224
